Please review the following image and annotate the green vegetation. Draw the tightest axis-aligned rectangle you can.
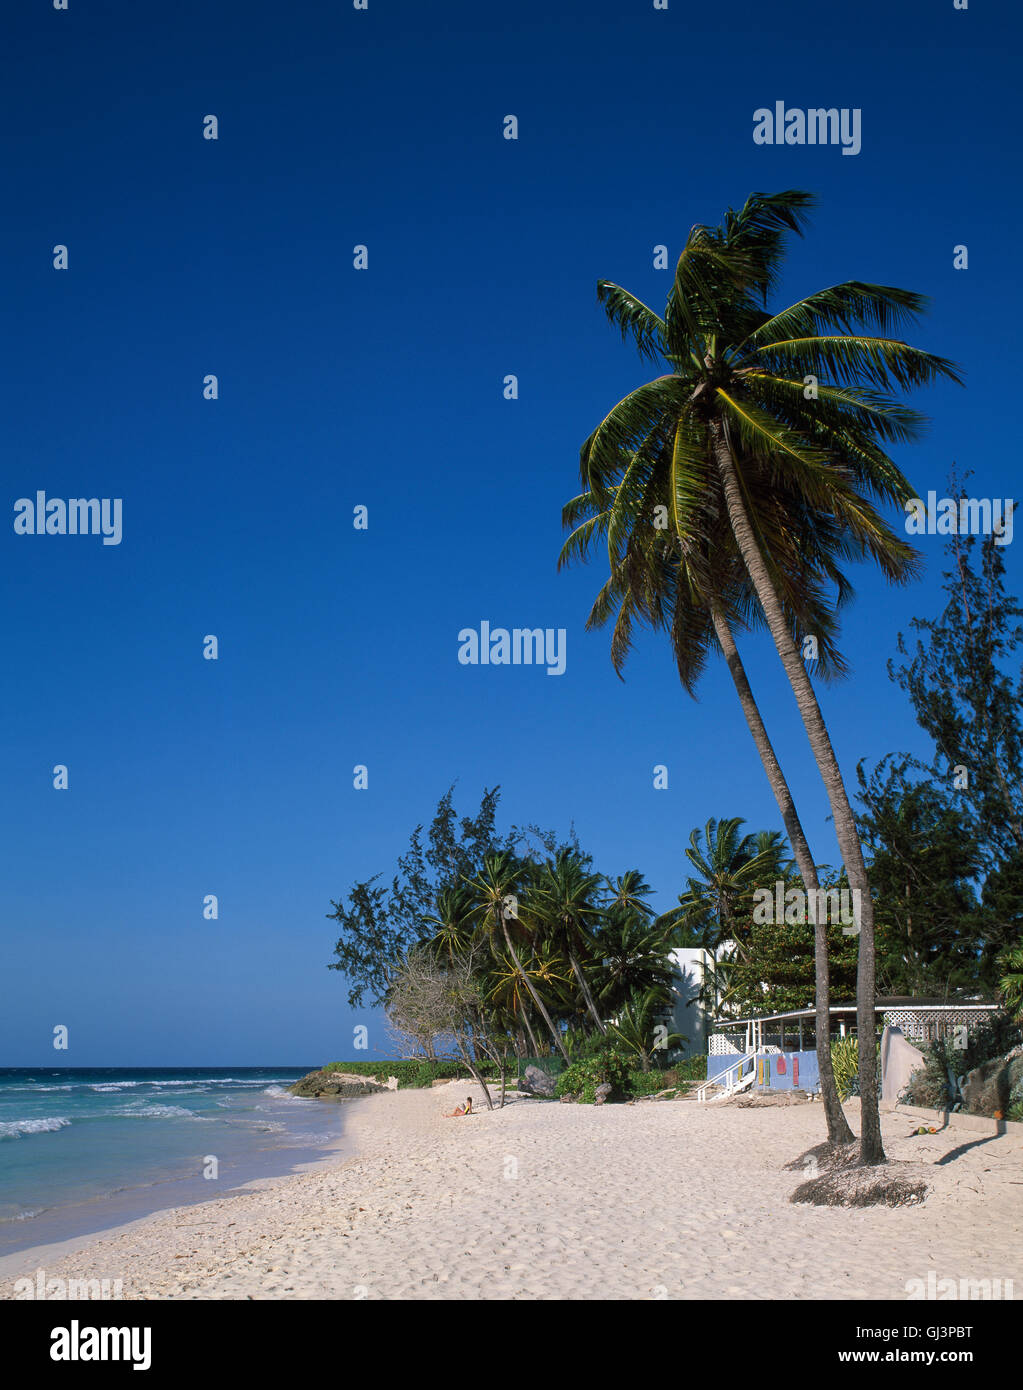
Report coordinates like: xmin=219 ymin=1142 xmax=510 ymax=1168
xmin=856 ymin=520 xmax=1023 ymax=998
xmin=323 ymin=1060 xmax=471 ymax=1089
xmin=555 ymin=1045 xmax=634 ymax=1104
xmin=323 ymin=264 xmax=1016 ymax=1136
xmin=558 ymin=190 xmax=961 ymax=1163
xmin=828 ymin=1037 xmax=881 ymax=1103
xmin=328 ymin=785 xmax=689 ymax=1110
xmin=902 ymin=1011 xmax=1023 ymax=1116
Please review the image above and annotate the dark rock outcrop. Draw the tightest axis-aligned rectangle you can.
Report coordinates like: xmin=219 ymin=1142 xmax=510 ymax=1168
xmin=519 ymin=1064 xmax=558 ymax=1097
xmin=288 ymin=1069 xmax=388 ymax=1100
xmin=960 ymin=1051 xmax=1023 ymax=1119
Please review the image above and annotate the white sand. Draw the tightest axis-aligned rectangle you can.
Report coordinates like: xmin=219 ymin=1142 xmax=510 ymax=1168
xmin=3 ymin=1084 xmax=1020 ymax=1300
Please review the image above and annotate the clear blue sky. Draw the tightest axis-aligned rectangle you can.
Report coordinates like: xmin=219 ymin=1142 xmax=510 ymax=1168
xmin=2 ymin=0 xmax=1019 ymax=1065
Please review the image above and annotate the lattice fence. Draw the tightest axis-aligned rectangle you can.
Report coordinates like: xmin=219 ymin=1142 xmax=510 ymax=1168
xmin=882 ymin=1007 xmax=996 ymax=1046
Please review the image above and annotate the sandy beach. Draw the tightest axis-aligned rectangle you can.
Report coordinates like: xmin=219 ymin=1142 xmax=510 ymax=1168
xmin=2 ymin=1083 xmax=1020 ymax=1301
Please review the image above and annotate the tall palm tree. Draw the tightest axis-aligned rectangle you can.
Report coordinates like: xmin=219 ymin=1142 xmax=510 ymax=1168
xmin=669 ymin=818 xmax=783 ymax=966
xmin=564 ymin=476 xmax=855 ymax=1143
xmin=464 ymin=850 xmax=571 ymax=1063
xmin=564 ymin=190 xmax=962 ymax=1161
xmin=422 ymin=882 xmax=477 ymax=966
xmin=609 ymin=986 xmax=684 ymax=1071
xmin=562 ymin=441 xmax=859 ymax=1143
xmin=605 ymin=869 xmax=656 ymax=920
xmin=592 ymin=897 xmax=677 ymax=1019
xmin=487 ymin=947 xmax=572 ymax=1055
xmin=528 ymin=850 xmax=608 ymax=1033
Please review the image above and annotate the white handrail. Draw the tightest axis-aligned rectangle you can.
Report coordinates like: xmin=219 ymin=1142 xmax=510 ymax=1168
xmin=695 ymin=1050 xmax=757 ymax=1103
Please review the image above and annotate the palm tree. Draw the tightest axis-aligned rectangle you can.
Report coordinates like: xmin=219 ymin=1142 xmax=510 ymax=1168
xmin=609 ymin=986 xmax=684 ymax=1071
xmin=605 ymin=869 xmax=656 ymax=920
xmin=669 ymin=819 xmax=783 ymax=966
xmin=562 ymin=445 xmax=858 ymax=1144
xmin=464 ymin=850 xmax=571 ymax=1063
xmin=422 ymin=882 xmax=477 ymax=966
xmin=487 ymin=947 xmax=571 ymax=1055
xmin=528 ymin=850 xmax=608 ymax=1033
xmin=564 ymin=464 xmax=861 ymax=1139
xmin=565 ymin=190 xmax=961 ymax=1162
xmin=998 ymin=945 xmax=1023 ymax=1022
xmin=592 ymin=875 xmax=678 ymax=1017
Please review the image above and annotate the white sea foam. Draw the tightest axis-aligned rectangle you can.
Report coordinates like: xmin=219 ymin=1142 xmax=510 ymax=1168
xmin=3 ymin=1084 xmax=73 ymax=1092
xmin=0 ymin=1116 xmax=72 ymax=1139
xmin=260 ymin=1086 xmax=312 ymax=1103
xmin=121 ymin=1103 xmax=196 ymax=1119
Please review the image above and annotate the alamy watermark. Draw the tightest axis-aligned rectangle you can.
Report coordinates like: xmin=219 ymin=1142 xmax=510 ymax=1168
xmin=904 ymin=492 xmax=1013 ymax=546
xmin=50 ymin=1321 xmax=151 ymax=1372
xmin=458 ymin=621 xmax=566 ymax=676
xmin=753 ymin=102 xmax=861 ymax=156
xmin=905 ymin=1271 xmax=1014 ymax=1301
xmin=13 ymin=1267 xmax=123 ymax=1300
xmin=753 ymin=880 xmax=861 ymax=936
xmin=13 ymin=492 xmax=122 ymax=546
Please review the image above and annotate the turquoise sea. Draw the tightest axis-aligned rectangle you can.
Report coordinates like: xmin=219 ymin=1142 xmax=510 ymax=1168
xmin=0 ymin=1067 xmax=350 ymax=1259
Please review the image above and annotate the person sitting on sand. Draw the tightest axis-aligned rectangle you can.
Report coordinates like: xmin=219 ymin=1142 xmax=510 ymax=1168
xmin=444 ymin=1097 xmax=473 ymax=1117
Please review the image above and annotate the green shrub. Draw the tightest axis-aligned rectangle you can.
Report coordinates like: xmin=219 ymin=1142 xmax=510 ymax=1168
xmin=902 ymin=1012 xmax=1023 ymax=1114
xmin=555 ymin=1044 xmax=633 ymax=1103
xmin=830 ymin=1037 xmax=860 ymax=1102
xmin=958 ymin=1011 xmax=1022 ymax=1072
xmin=829 ymin=1037 xmax=881 ymax=1101
xmin=627 ymin=1068 xmax=673 ymax=1097
xmin=901 ymin=1039 xmax=960 ymax=1109
xmin=673 ymin=1055 xmax=707 ymax=1082
xmin=565 ymin=1030 xmax=613 ymax=1062
xmin=322 ymin=1059 xmax=469 ymax=1089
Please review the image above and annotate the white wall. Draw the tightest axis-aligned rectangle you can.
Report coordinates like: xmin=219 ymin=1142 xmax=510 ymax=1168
xmin=668 ymin=948 xmax=714 ymax=1059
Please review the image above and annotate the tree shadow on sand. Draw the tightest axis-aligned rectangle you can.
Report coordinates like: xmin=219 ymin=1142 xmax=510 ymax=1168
xmin=784 ymin=1142 xmax=929 ymax=1208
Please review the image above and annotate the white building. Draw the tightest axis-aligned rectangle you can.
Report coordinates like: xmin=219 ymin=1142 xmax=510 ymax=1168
xmin=667 ymin=947 xmax=716 ymax=1059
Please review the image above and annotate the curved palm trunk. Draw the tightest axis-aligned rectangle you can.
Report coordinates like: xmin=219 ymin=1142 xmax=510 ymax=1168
xmin=520 ymin=1009 xmax=541 ymax=1057
xmin=711 ymin=423 xmax=884 ymax=1163
xmin=568 ymin=948 xmax=607 ymax=1034
xmin=709 ymin=599 xmax=854 ymax=1146
xmin=501 ymin=917 xmax=571 ymax=1063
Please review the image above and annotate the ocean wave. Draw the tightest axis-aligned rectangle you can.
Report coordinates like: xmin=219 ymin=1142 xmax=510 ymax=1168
xmin=154 ymin=1078 xmax=298 ymax=1088
xmin=121 ymin=1103 xmax=196 ymax=1119
xmin=0 ymin=1116 xmax=72 ymax=1140
xmin=260 ymin=1086 xmax=312 ymax=1103
xmin=1 ymin=1084 xmax=74 ymax=1092
xmin=81 ymin=1078 xmax=295 ymax=1091
xmin=0 ymin=1207 xmax=44 ymax=1223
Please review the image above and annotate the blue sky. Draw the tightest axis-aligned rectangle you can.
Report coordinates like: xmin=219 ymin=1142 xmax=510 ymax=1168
xmin=2 ymin=0 xmax=1019 ymax=1065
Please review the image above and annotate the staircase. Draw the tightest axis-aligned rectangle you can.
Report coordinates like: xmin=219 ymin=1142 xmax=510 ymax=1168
xmin=693 ymin=1051 xmax=758 ymax=1104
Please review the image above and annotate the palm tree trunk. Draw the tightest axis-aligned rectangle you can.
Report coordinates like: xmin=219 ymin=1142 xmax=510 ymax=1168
xmin=520 ymin=1010 xmax=541 ymax=1057
xmin=711 ymin=421 xmax=884 ymax=1164
xmin=450 ymin=1030 xmax=493 ymax=1110
xmin=501 ymin=917 xmax=571 ymax=1063
xmin=568 ymin=949 xmax=607 ymax=1034
xmin=708 ymin=599 xmax=854 ymax=1146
